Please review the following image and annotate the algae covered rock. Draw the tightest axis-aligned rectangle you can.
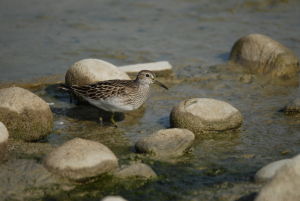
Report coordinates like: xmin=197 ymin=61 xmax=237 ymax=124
xmin=44 ymin=138 xmax=118 ymax=180
xmin=255 ymin=154 xmax=300 ymax=201
xmin=0 ymin=87 xmax=53 ymax=141
xmin=255 ymin=159 xmax=292 ymax=183
xmin=0 ymin=122 xmax=9 ymax=161
xmin=65 ymin=58 xmax=130 ymax=86
xmin=170 ymin=98 xmax=242 ymax=134
xmin=135 ymin=128 xmax=195 ymax=157
xmin=230 ymin=34 xmax=300 ymax=79
xmin=114 ymin=162 xmax=157 ymax=179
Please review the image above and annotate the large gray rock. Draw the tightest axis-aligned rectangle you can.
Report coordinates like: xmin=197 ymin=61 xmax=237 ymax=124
xmin=230 ymin=34 xmax=300 ymax=79
xmin=44 ymin=138 xmax=118 ymax=180
xmin=0 ymin=87 xmax=53 ymax=141
xmin=255 ymin=154 xmax=300 ymax=201
xmin=65 ymin=58 xmax=130 ymax=86
xmin=135 ymin=128 xmax=195 ymax=157
xmin=114 ymin=162 xmax=157 ymax=179
xmin=255 ymin=159 xmax=292 ymax=183
xmin=170 ymin=98 xmax=243 ymax=134
xmin=0 ymin=122 xmax=9 ymax=161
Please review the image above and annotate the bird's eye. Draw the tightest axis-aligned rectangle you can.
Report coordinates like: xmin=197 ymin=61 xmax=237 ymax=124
xmin=145 ymin=74 xmax=150 ymax=77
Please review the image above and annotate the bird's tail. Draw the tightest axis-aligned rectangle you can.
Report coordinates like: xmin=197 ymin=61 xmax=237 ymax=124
xmin=58 ymin=84 xmax=75 ymax=103
xmin=58 ymin=84 xmax=71 ymax=91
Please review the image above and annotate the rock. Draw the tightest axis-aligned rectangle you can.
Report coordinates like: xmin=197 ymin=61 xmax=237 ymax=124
xmin=135 ymin=128 xmax=195 ymax=157
xmin=101 ymin=196 xmax=128 ymax=201
xmin=44 ymin=138 xmax=118 ymax=180
xmin=114 ymin=162 xmax=157 ymax=179
xmin=0 ymin=159 xmax=59 ymax=201
xmin=255 ymin=154 xmax=300 ymax=201
xmin=119 ymin=61 xmax=173 ymax=76
xmin=282 ymin=98 xmax=300 ymax=114
xmin=0 ymin=87 xmax=53 ymax=141
xmin=255 ymin=159 xmax=292 ymax=183
xmin=0 ymin=122 xmax=9 ymax=161
xmin=229 ymin=34 xmax=300 ymax=79
xmin=65 ymin=58 xmax=130 ymax=86
xmin=170 ymin=98 xmax=243 ymax=134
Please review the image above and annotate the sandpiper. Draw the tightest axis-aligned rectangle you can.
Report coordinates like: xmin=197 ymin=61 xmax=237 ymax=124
xmin=60 ymin=70 xmax=168 ymax=127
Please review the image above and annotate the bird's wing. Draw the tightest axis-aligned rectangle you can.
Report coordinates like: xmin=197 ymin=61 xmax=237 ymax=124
xmin=70 ymin=80 xmax=136 ymax=100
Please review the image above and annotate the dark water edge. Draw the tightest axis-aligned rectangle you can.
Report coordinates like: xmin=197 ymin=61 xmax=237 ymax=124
xmin=1 ymin=0 xmax=300 ymax=201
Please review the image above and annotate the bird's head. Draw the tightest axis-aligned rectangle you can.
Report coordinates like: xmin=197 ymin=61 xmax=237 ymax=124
xmin=136 ymin=70 xmax=168 ymax=90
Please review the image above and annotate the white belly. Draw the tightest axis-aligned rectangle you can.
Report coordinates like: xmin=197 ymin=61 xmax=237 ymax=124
xmin=85 ymin=97 xmax=137 ymax=112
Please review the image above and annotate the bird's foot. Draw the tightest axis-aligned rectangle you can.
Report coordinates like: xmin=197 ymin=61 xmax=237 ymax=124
xmin=110 ymin=118 xmax=118 ymax=128
xmin=110 ymin=113 xmax=118 ymax=128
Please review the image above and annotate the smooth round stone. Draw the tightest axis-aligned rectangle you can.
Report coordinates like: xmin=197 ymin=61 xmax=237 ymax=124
xmin=0 ymin=87 xmax=53 ymax=141
xmin=170 ymin=98 xmax=243 ymax=134
xmin=255 ymin=159 xmax=292 ymax=183
xmin=282 ymin=98 xmax=300 ymax=114
xmin=114 ymin=162 xmax=157 ymax=179
xmin=135 ymin=128 xmax=195 ymax=157
xmin=230 ymin=33 xmax=299 ymax=79
xmin=255 ymin=154 xmax=300 ymax=201
xmin=0 ymin=122 xmax=9 ymax=161
xmin=101 ymin=196 xmax=128 ymax=201
xmin=65 ymin=58 xmax=130 ymax=86
xmin=44 ymin=138 xmax=118 ymax=180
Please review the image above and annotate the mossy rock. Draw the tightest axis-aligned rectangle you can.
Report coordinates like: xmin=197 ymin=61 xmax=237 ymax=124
xmin=135 ymin=128 xmax=195 ymax=157
xmin=44 ymin=138 xmax=119 ymax=181
xmin=0 ymin=87 xmax=53 ymax=141
xmin=170 ymin=98 xmax=243 ymax=135
xmin=229 ymin=33 xmax=300 ymax=79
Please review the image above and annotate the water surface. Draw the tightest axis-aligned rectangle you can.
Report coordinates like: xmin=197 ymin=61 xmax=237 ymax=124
xmin=0 ymin=0 xmax=300 ymax=201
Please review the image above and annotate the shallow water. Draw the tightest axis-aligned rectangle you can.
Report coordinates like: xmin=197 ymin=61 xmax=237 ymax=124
xmin=1 ymin=0 xmax=300 ymax=200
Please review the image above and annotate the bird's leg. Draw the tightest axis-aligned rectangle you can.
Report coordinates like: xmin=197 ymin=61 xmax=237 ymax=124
xmin=69 ymin=93 xmax=73 ymax=103
xmin=98 ymin=116 xmax=104 ymax=126
xmin=110 ymin=112 xmax=118 ymax=128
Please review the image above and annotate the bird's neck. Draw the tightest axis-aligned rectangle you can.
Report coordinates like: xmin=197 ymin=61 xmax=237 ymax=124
xmin=137 ymin=81 xmax=151 ymax=99
xmin=135 ymin=78 xmax=149 ymax=86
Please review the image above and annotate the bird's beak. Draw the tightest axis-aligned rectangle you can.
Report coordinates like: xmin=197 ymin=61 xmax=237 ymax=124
xmin=154 ymin=80 xmax=168 ymax=90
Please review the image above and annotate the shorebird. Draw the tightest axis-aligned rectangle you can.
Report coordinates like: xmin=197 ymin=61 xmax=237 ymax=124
xmin=60 ymin=70 xmax=168 ymax=127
